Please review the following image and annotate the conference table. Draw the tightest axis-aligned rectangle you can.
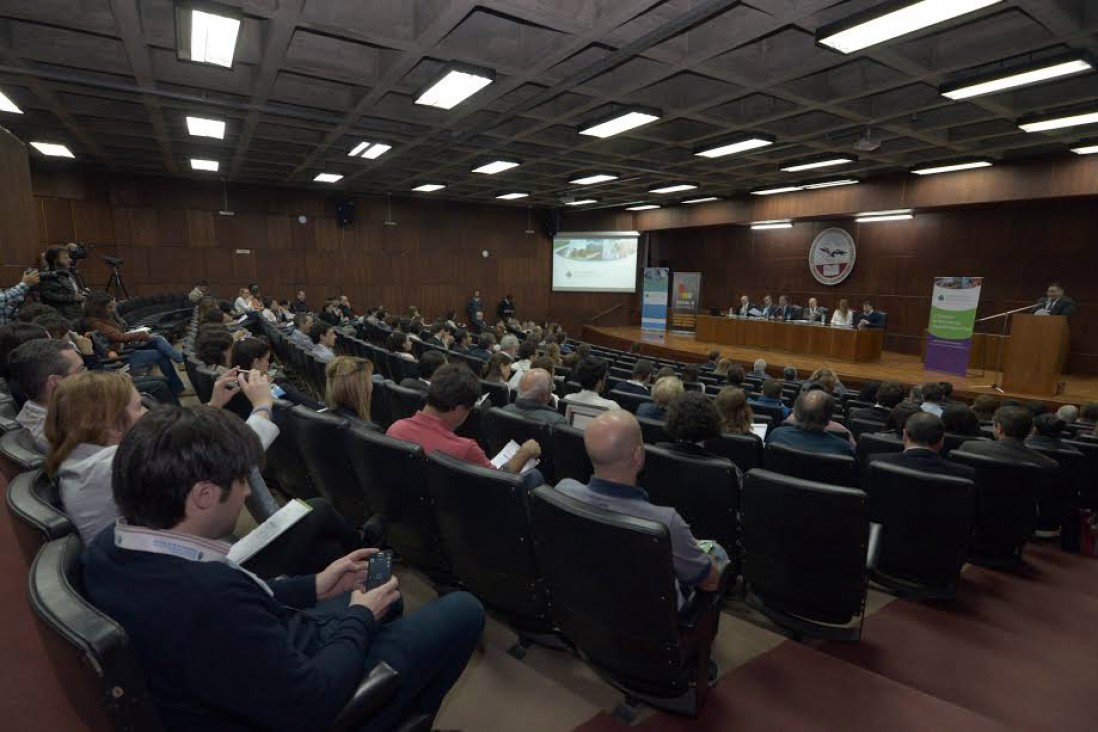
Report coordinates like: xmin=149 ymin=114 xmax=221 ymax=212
xmin=695 ymin=315 xmax=884 ymax=363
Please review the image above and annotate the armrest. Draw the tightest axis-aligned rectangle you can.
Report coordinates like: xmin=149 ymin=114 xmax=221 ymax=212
xmin=0 ymin=415 xmax=22 ymax=434
xmin=330 ymin=661 xmax=400 ymax=732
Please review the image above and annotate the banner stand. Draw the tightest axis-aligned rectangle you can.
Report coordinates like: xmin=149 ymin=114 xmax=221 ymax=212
xmin=641 ymin=268 xmax=669 ymax=331
xmin=670 ymin=272 xmax=702 ymax=333
xmin=925 ymin=276 xmax=983 ymax=377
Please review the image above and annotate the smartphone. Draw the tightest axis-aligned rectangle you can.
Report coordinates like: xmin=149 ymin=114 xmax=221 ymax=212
xmin=363 ymin=550 xmax=394 ymax=591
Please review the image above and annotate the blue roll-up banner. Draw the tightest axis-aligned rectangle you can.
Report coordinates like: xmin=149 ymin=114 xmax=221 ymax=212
xmin=641 ymin=267 xmax=669 ymax=331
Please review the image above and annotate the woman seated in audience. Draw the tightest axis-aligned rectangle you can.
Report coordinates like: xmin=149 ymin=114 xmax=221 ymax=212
xmin=713 ymin=357 xmax=734 ymax=379
xmin=724 ymin=364 xmax=746 ymax=387
xmin=544 ymin=342 xmax=562 ymax=365
xmin=655 ymin=391 xmax=723 ymax=457
xmin=260 ymin=297 xmax=284 ymax=325
xmin=45 ymin=370 xmax=362 ymax=576
xmin=195 ymin=327 xmax=235 ymax=369
xmin=482 ymin=352 xmax=512 ymax=384
xmin=655 ymin=365 xmax=676 ymax=381
xmin=1026 ymin=413 xmax=1077 ymax=452
xmin=830 ymin=298 xmax=854 ymax=327
xmin=229 ymin=336 xmax=322 ymax=415
xmin=325 ymin=356 xmax=377 ymax=429
xmin=388 ymin=331 xmax=416 ymax=361
xmin=638 ymin=375 xmax=683 ymax=421
xmin=82 ymin=293 xmax=186 ymax=395
xmin=805 ymin=366 xmax=845 ymax=394
xmin=941 ymin=403 xmax=982 ymax=436
xmin=715 ymin=386 xmax=759 ymax=440
xmin=858 ymin=380 xmax=881 ymax=404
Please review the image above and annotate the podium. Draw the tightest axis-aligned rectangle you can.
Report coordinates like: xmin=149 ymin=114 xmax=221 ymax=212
xmin=1001 ymin=314 xmax=1069 ymax=395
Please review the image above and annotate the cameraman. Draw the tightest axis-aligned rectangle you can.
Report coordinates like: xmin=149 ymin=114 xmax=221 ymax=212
xmin=0 ymin=268 xmax=41 ymax=325
xmin=38 ymin=245 xmax=86 ymax=320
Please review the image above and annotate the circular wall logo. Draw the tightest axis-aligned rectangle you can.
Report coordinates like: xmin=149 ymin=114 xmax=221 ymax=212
xmin=808 ymin=228 xmax=856 ymax=286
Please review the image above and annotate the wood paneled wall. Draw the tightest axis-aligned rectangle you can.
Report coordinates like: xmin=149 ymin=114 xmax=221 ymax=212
xmin=29 ymin=170 xmax=637 ymax=336
xmin=0 ymin=127 xmax=39 ymax=275
xmin=648 ymin=198 xmax=1098 ymax=374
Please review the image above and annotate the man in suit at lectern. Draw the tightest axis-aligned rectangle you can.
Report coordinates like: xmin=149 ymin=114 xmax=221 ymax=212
xmin=1033 ymin=283 xmax=1077 ymax=316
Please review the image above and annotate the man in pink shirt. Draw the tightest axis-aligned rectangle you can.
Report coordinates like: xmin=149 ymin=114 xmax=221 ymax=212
xmin=388 ymin=364 xmax=542 ymax=481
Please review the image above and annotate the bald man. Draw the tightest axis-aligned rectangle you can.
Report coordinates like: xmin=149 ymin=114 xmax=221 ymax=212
xmin=554 ymin=411 xmax=723 ymax=599
xmin=502 ymin=368 xmax=565 ymax=425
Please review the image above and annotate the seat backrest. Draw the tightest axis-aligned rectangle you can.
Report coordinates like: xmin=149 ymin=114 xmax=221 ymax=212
xmin=369 ymin=379 xmax=394 ymax=429
xmin=483 ymin=407 xmax=555 ymax=482
xmin=386 ymin=381 xmax=427 ymax=423
xmin=742 ymin=469 xmax=868 ymax=626
xmin=480 ymin=380 xmax=510 ymax=409
xmin=29 ymin=535 xmax=167 ymax=732
xmin=550 ymin=423 xmax=593 ymax=484
xmin=191 ymin=364 xmax=220 ymax=404
xmin=702 ymin=433 xmax=762 ymax=473
xmin=528 ymin=486 xmax=689 ymax=690
xmin=941 ymin=433 xmax=986 ymax=457
xmin=866 ymin=462 xmax=975 ymax=593
xmin=849 ymin=417 xmax=885 ymax=439
xmin=259 ymin=401 xmax=318 ymax=501
xmin=1026 ymin=445 xmax=1084 ymax=532
xmin=854 ymin=431 xmax=904 ymax=468
xmin=6 ymin=468 xmax=73 ymax=565
xmin=749 ymin=401 xmax=786 ymax=424
xmin=607 ymin=390 xmax=652 ymax=414
xmin=289 ymin=406 xmax=364 ymax=523
xmin=949 ymin=449 xmax=1044 ymax=564
xmin=764 ymin=442 xmax=858 ymax=487
xmin=426 ymin=452 xmax=550 ymax=631
xmin=385 ymin=352 xmax=419 ymax=383
xmin=0 ymin=427 xmax=45 ymax=473
xmin=1065 ymin=439 xmax=1098 ymax=508
xmin=640 ymin=445 xmax=742 ymax=567
xmin=636 ymin=415 xmax=671 ymax=445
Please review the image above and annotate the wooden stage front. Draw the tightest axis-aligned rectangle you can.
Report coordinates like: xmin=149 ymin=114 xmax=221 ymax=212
xmin=582 ymin=325 xmax=1098 ymax=408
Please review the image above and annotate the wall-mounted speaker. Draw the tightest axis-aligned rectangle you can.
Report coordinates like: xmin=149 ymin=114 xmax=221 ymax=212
xmin=336 ymin=199 xmax=355 ymax=227
xmin=542 ymin=208 xmax=561 ymax=238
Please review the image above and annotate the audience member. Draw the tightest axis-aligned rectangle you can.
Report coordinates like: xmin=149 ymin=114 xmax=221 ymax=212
xmin=563 ymin=358 xmax=620 ymax=410
xmin=957 ymin=406 xmax=1059 ymax=469
xmin=749 ymin=379 xmax=790 ymax=419
xmin=37 ymin=245 xmax=85 ymax=320
xmin=972 ymin=394 xmax=1000 ymax=422
xmin=941 ymin=403 xmax=982 ymax=436
xmin=658 ymin=392 xmax=722 ymax=456
xmin=482 ymin=352 xmax=512 ymax=384
xmin=882 ymin=401 xmax=922 ymax=437
xmin=616 ymin=359 xmax=654 ymax=396
xmin=782 ymin=366 xmax=798 ymax=382
xmin=751 ymin=358 xmax=767 ymax=378
xmin=506 ymin=340 xmax=539 ymax=388
xmin=196 ymin=328 xmax=234 ymax=369
xmin=450 ymin=329 xmax=472 ymax=355
xmin=498 ymin=334 xmax=520 ymax=361
xmin=8 ymin=339 xmax=86 ymax=449
xmin=715 ymin=386 xmax=757 ymax=439
xmin=229 ymin=336 xmax=322 ymax=413
xmin=544 ymin=342 xmax=562 ymax=365
xmin=870 ymin=412 xmax=976 ymax=479
xmin=83 ymin=293 xmax=185 ymax=395
xmin=655 ymin=366 xmax=675 ymax=381
xmin=502 ymin=368 xmax=565 ymax=425
xmin=725 ymin=364 xmax=746 ymax=388
xmin=310 ymin=321 xmax=337 ymax=362
xmin=919 ymin=382 xmax=946 ymax=416
xmin=388 ymin=331 xmax=416 ymax=362
xmin=0 ymin=268 xmax=40 ymax=325
xmin=326 ymin=356 xmax=377 ymax=429
xmin=858 ymin=380 xmax=881 ymax=404
xmin=186 ymin=279 xmax=208 ymax=303
xmin=1026 ymin=414 xmax=1080 ymax=452
xmin=1056 ymin=404 xmax=1080 ymax=425
xmin=288 ymin=313 xmax=314 ymax=351
xmin=766 ymin=391 xmax=854 ymax=457
xmin=805 ymin=367 xmax=845 ymax=394
xmin=849 ymin=381 xmax=904 ymax=423
xmin=681 ymin=364 xmax=701 ymax=390
xmin=0 ymin=321 xmax=47 ymax=381
xmin=701 ymin=350 xmax=720 ymax=371
xmin=401 ymin=350 xmax=447 ymax=393
xmin=637 ymin=376 xmax=682 ymax=421
xmin=468 ymin=333 xmax=495 ymax=361
xmin=1078 ymin=402 xmax=1098 ymax=426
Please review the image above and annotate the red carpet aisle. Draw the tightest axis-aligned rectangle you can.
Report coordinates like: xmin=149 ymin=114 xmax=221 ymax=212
xmin=576 ymin=544 xmax=1098 ymax=732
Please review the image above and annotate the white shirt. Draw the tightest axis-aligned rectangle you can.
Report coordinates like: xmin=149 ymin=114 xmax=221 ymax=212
xmin=15 ymin=400 xmax=48 ymax=452
xmin=312 ymin=344 xmax=336 ymax=363
xmin=234 ymin=296 xmax=255 ymax=313
xmin=830 ymin=309 xmax=854 ymax=327
xmin=507 ymin=359 xmax=533 ymax=388
xmin=564 ymin=390 xmax=621 ymax=410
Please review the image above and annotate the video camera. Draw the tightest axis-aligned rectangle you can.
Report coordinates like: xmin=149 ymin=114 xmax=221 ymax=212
xmin=68 ymin=242 xmax=90 ymax=261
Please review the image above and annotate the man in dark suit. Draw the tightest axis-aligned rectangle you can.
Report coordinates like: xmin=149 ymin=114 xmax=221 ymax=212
xmin=422 ymin=323 xmax=452 ymax=349
xmin=466 ymin=289 xmax=483 ymax=323
xmin=733 ymin=294 xmax=756 ymax=317
xmin=467 ymin=333 xmax=495 ymax=361
xmin=849 ymin=381 xmax=905 ymax=424
xmin=400 ymin=350 xmax=447 ymax=392
xmin=1033 ymin=282 xmax=1078 ymax=316
xmin=954 ymin=406 xmax=1060 ymax=470
xmin=497 ymin=294 xmax=516 ymax=321
xmin=870 ymin=412 xmax=975 ymax=480
xmin=759 ymin=294 xmax=776 ymax=319
xmin=614 ymin=359 xmax=654 ymax=396
xmin=801 ymin=297 xmax=828 ymax=323
xmin=856 ymin=300 xmax=885 ymax=329
xmin=773 ymin=295 xmax=799 ymax=322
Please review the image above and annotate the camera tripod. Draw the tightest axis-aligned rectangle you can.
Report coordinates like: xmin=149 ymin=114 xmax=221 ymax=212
xmin=103 ymin=258 xmax=130 ymax=300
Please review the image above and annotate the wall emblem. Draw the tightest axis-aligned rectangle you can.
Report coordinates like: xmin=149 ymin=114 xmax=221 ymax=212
xmin=809 ymin=228 xmax=856 ymax=286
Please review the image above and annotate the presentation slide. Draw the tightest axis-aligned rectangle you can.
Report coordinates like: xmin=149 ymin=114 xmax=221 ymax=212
xmin=552 ymin=232 xmax=639 ymax=293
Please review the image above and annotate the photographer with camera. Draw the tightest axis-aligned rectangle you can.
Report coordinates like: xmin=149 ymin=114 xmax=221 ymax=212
xmin=0 ymin=268 xmax=41 ymax=325
xmin=38 ymin=244 xmax=86 ymax=320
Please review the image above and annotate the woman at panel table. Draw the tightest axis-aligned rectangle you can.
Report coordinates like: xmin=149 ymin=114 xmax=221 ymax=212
xmin=830 ymin=298 xmax=854 ymax=327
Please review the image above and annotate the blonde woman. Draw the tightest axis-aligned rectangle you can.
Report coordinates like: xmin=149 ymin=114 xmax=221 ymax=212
xmin=325 ymin=356 xmax=376 ymax=429
xmin=638 ymin=376 xmax=683 ymax=421
xmin=830 ymin=298 xmax=854 ymax=327
xmin=715 ymin=386 xmax=757 ymax=439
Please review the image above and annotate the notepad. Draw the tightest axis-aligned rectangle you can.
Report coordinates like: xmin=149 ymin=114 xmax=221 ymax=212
xmin=226 ymin=499 xmax=313 ymax=564
xmin=751 ymin=422 xmax=768 ymax=440
xmin=490 ymin=440 xmax=540 ymax=473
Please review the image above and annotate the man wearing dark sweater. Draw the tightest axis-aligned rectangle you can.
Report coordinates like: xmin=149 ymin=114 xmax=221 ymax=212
xmin=83 ymin=406 xmax=484 ymax=732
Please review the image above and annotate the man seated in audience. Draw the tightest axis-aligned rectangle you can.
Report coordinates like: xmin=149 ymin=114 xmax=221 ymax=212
xmin=1056 ymin=404 xmax=1079 ymax=425
xmin=450 ymin=329 xmax=472 ymax=355
xmin=749 ymin=379 xmax=790 ymax=419
xmin=870 ymin=412 xmax=975 ymax=480
xmin=919 ymin=382 xmax=946 ymax=416
xmin=498 ymin=334 xmax=520 ymax=362
xmin=388 ymin=364 xmax=543 ymax=484
xmin=856 ymin=300 xmax=885 ymax=329
xmin=957 ymin=406 xmax=1059 ymax=469
xmin=187 ymin=279 xmax=209 ymax=303
xmin=82 ymin=405 xmax=484 ymax=732
xmin=8 ymin=339 xmax=86 ymax=450
xmin=0 ymin=268 xmax=40 ymax=325
xmin=310 ymin=321 xmax=338 ymax=363
xmin=554 ymin=410 xmax=724 ymax=604
xmin=502 ymin=368 xmax=565 ymax=426
xmin=288 ymin=313 xmax=315 ymax=351
xmin=1077 ymin=402 xmax=1098 ymax=427
xmin=656 ymin=392 xmax=726 ymax=460
xmin=680 ymin=364 xmax=702 ymax=391
xmin=562 ymin=358 xmax=620 ymax=411
xmin=506 ymin=340 xmax=538 ymax=388
xmin=554 ymin=331 xmax=572 ymax=354
xmin=468 ymin=332 xmax=495 ymax=361
xmin=972 ymin=394 xmax=1000 ymax=423
xmin=289 ymin=289 xmax=309 ymax=313
xmin=849 ymin=381 xmax=904 ymax=424
xmin=782 ymin=366 xmax=798 ymax=383
xmin=939 ymin=381 xmax=962 ymax=406
xmin=751 ymin=358 xmax=767 ymax=378
xmin=766 ymin=390 xmax=855 ymax=457
xmin=400 ymin=350 xmax=446 ymax=393
xmin=724 ymin=364 xmax=746 ymax=388
xmin=638 ymin=376 xmax=683 ymax=420
xmin=615 ymin=358 xmax=654 ymax=396
xmin=700 ymin=349 xmax=720 ymax=371
xmin=1026 ymin=413 xmax=1082 ymax=453
xmin=422 ymin=323 xmax=452 ymax=350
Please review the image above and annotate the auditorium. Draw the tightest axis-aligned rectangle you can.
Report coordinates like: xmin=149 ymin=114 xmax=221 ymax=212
xmin=3 ymin=1 xmax=1098 ymax=730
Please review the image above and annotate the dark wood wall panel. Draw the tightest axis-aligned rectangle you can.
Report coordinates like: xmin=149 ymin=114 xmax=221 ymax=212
xmin=0 ymin=127 xmax=38 ymax=274
xmin=650 ymin=198 xmax=1098 ymax=374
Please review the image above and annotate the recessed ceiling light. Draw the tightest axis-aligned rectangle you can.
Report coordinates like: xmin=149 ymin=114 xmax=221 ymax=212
xmin=413 ymin=183 xmax=446 ymax=192
xmin=1019 ymin=109 xmax=1098 ymax=133
xmin=856 ymin=209 xmax=913 ymax=223
xmin=565 ymin=199 xmax=598 ymax=206
xmin=30 ymin=142 xmax=74 ymax=158
xmin=695 ymin=135 xmax=774 ymax=158
xmin=313 ymin=173 xmax=343 ymax=183
xmin=1071 ymin=141 xmax=1098 ymax=155
xmin=682 ymin=196 xmax=720 ymax=204
xmin=496 ymin=192 xmax=528 ymax=200
xmin=472 ymin=160 xmax=519 ymax=175
xmin=803 ymin=178 xmax=859 ymax=189
xmin=941 ymin=57 xmax=1093 ymax=100
xmin=780 ymin=156 xmax=855 ymax=172
xmin=347 ymin=141 xmax=391 ymax=159
xmin=579 ymin=110 xmax=661 ymax=138
xmin=569 ymin=173 xmax=618 ymax=185
xmin=818 ymin=0 xmax=1004 ymax=54
xmin=649 ymin=183 xmax=698 ymax=194
xmin=625 ymin=204 xmax=660 ymax=211
xmin=0 ymin=90 xmax=22 ymax=114
xmin=751 ymin=185 xmax=803 ymax=196
xmin=177 ymin=5 xmax=241 ymax=68
xmin=186 ymin=116 xmax=225 ymax=139
xmin=415 ymin=67 xmax=494 ymax=110
xmin=190 ymin=158 xmax=219 ymax=172
xmin=751 ymin=220 xmax=793 ymax=230
xmin=911 ymin=160 xmax=992 ymax=175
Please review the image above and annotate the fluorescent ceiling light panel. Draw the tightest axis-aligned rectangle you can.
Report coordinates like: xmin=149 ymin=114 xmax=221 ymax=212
xmin=1019 ymin=110 xmax=1098 ymax=133
xmin=625 ymin=204 xmax=660 ymax=211
xmin=565 ymin=199 xmax=598 ymax=206
xmin=412 ymin=183 xmax=446 ymax=192
xmin=1071 ymin=143 xmax=1098 ymax=155
xmin=188 ymin=8 xmax=241 ymax=68
xmin=859 ymin=209 xmax=913 ymax=216
xmin=415 ymin=68 xmax=493 ymax=110
xmin=804 ymin=178 xmax=859 ymax=189
xmin=579 ymin=110 xmax=660 ymax=138
xmin=818 ymin=0 xmax=1004 ymax=54
xmin=695 ymin=136 xmax=773 ymax=158
xmin=313 ymin=173 xmax=343 ymax=183
xmin=682 ymin=197 xmax=720 ymax=204
xmin=472 ymin=160 xmax=519 ymax=175
xmin=752 ymin=222 xmax=794 ymax=230
xmin=569 ymin=173 xmax=618 ymax=185
xmin=649 ymin=184 xmax=698 ymax=194
xmin=942 ymin=58 xmax=1093 ymax=100
xmin=911 ymin=160 xmax=992 ymax=175
xmin=186 ymin=116 xmax=225 ymax=139
xmin=30 ymin=142 xmax=74 ymax=158
xmin=780 ymin=156 xmax=855 ymax=172
xmin=751 ymin=185 xmax=803 ymax=196
xmin=190 ymin=158 xmax=219 ymax=172
xmin=361 ymin=143 xmax=391 ymax=160
xmin=0 ymin=90 xmax=22 ymax=114
xmin=496 ymin=192 xmax=528 ymax=200
xmin=856 ymin=213 xmax=914 ymax=222
xmin=348 ymin=142 xmax=369 ymax=156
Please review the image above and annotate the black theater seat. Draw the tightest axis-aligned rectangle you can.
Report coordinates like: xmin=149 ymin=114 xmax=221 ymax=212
xmin=290 ymin=406 xmax=364 ymax=524
xmin=764 ymin=442 xmax=858 ymax=488
xmin=5 ymin=468 xmax=73 ymax=566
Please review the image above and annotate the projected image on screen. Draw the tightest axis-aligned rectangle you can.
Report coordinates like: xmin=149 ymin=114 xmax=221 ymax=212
xmin=552 ymin=231 xmax=639 ymax=293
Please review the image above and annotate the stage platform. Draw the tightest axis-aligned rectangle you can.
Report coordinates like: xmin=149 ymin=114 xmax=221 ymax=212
xmin=582 ymin=325 xmax=1098 ymax=409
